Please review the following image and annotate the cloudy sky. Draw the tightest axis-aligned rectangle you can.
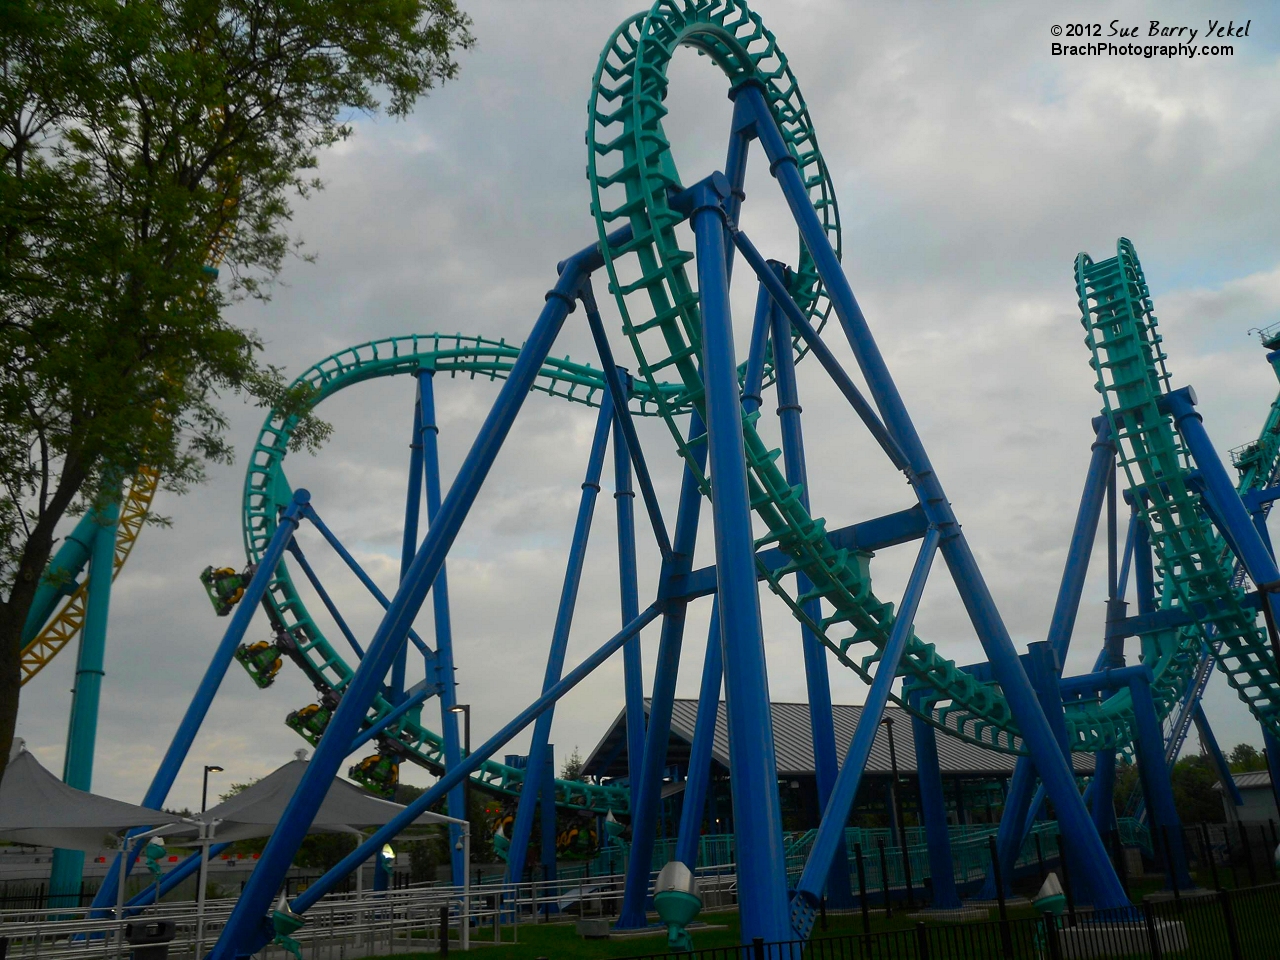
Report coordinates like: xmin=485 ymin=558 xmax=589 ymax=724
xmin=17 ymin=1 xmax=1280 ymax=814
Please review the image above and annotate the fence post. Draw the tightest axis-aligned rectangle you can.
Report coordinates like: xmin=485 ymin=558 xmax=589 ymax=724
xmin=1043 ymin=912 xmax=1063 ymax=960
xmin=987 ymin=835 xmax=1013 ymax=959
xmin=1221 ymin=824 xmax=1241 ymax=889
xmin=1200 ymin=822 xmax=1221 ymax=891
xmin=1162 ymin=825 xmax=1180 ymax=902
xmin=915 ymin=921 xmax=931 ymax=960
xmin=439 ymin=903 xmax=449 ymax=957
xmin=1238 ymin=820 xmax=1258 ymax=886
xmin=1056 ymin=834 xmax=1076 ymax=925
xmin=820 ymin=894 xmax=827 ymax=932
xmin=1220 ymin=889 xmax=1243 ymax=960
xmin=855 ymin=842 xmax=871 ymax=935
xmin=1109 ymin=828 xmax=1130 ymax=898
xmin=1141 ymin=900 xmax=1163 ymax=960
xmin=1261 ymin=823 xmax=1277 ymax=882
xmin=752 ymin=935 xmax=765 ymax=960
xmin=878 ymin=838 xmax=892 ymax=919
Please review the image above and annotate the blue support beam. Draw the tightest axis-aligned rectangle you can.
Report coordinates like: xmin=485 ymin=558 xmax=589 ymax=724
xmin=285 ymin=540 xmax=366 ymax=661
xmin=675 ymin=601 xmax=723 ymax=870
xmin=1264 ymin=727 xmax=1280 ymax=823
xmin=303 ymin=506 xmax=435 ymax=665
xmin=540 ymin=746 xmax=558 ymax=886
xmin=1128 ymin=672 xmax=1192 ymax=888
xmin=616 ymin=410 xmax=708 ymax=928
xmin=612 ymin=397 xmax=646 ymax=817
xmin=581 ymin=282 xmax=672 ymax=560
xmin=687 ymin=176 xmax=790 ymax=945
xmin=768 ymin=265 xmax=852 ymax=908
xmin=736 ymin=83 xmax=1131 ymax=914
xmin=1193 ymin=703 xmax=1242 ymax=807
xmin=1165 ymin=387 xmax=1280 ymax=623
xmin=89 ymin=491 xmax=308 ymax=916
xmin=349 ymin=680 xmax=435 ymax=754
xmin=418 ymin=369 xmax=467 ymax=886
xmin=505 ymin=392 xmax=615 ymax=884
xmin=210 ymin=238 xmax=616 ymax=960
xmin=673 ymin=506 xmax=928 ymax=601
xmin=794 ymin=528 xmax=940 ymax=931
xmin=392 ymin=392 xmax=426 ymax=704
xmin=909 ymin=690 xmax=961 ymax=909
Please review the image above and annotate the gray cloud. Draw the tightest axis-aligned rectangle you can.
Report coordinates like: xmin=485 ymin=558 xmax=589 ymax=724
xmin=17 ymin=1 xmax=1280 ymax=811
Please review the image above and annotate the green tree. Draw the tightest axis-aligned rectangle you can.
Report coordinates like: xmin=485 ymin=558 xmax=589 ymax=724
xmin=1228 ymin=743 xmax=1267 ymax=773
xmin=0 ymin=0 xmax=473 ymax=784
xmin=1172 ymin=754 xmax=1225 ymax=824
xmin=560 ymin=746 xmax=586 ymax=782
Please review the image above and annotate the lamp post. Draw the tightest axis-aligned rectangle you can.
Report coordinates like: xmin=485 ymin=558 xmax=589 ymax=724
xmin=448 ymin=704 xmax=472 ymax=822
xmin=196 ymin=764 xmax=222 ymax=958
xmin=202 ymin=765 xmax=224 ymax=813
xmin=882 ymin=716 xmax=912 ymax=905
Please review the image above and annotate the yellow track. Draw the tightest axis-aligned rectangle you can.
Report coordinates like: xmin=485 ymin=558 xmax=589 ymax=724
xmin=18 ymin=467 xmax=160 ymax=685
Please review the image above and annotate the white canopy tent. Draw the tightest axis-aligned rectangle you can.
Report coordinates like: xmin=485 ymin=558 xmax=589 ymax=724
xmin=154 ymin=754 xmax=459 ymax=842
xmin=153 ymin=753 xmax=470 ymax=955
xmin=0 ymin=740 xmax=182 ymax=852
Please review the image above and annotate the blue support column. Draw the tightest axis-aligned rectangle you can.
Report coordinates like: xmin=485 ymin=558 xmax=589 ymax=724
xmin=768 ymin=269 xmax=853 ymax=908
xmin=1263 ymin=727 xmax=1280 ymax=822
xmin=540 ymin=747 xmax=558 ymax=887
xmin=390 ymin=393 xmax=426 ymax=704
xmin=689 ymin=176 xmax=790 ymax=945
xmin=418 ymin=370 xmax=466 ymax=886
xmin=616 ymin=411 xmax=708 ymax=928
xmin=1193 ymin=704 xmax=1242 ymax=807
xmin=1167 ymin=387 xmax=1280 ymax=617
xmin=977 ymin=760 xmax=1039 ymax=899
xmin=675 ymin=601 xmax=723 ymax=870
xmin=49 ymin=496 xmax=120 ymax=908
xmin=793 ymin=529 xmax=940 ymax=933
xmin=1128 ymin=673 xmax=1192 ymax=888
xmin=738 ymin=83 xmax=1130 ymax=914
xmin=909 ymin=692 xmax=961 ymax=909
xmin=613 ymin=397 xmax=646 ymax=815
xmin=210 ymin=245 xmax=605 ymax=960
xmin=89 ymin=490 xmax=308 ymax=915
xmin=505 ymin=392 xmax=614 ymax=884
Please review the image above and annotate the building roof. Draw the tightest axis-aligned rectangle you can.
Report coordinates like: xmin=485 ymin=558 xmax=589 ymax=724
xmin=1213 ymin=770 xmax=1271 ymax=791
xmin=582 ymin=701 xmax=1095 ymax=781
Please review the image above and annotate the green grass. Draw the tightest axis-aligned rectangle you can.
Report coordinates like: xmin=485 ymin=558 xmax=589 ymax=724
xmin=359 ymin=874 xmax=1278 ymax=960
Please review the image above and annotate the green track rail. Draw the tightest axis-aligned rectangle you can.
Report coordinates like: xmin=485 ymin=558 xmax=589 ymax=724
xmin=242 ymin=334 xmax=689 ymax=815
xmin=1076 ymin=241 xmax=1280 ymax=740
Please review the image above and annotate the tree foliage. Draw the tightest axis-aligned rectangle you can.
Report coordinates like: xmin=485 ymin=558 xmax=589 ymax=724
xmin=559 ymin=746 xmax=585 ymax=782
xmin=0 ymin=0 xmax=473 ymax=784
xmin=1228 ymin=743 xmax=1267 ymax=773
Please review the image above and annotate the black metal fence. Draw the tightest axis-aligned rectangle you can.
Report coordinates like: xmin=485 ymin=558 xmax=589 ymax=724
xmin=615 ymin=882 xmax=1280 ymax=960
